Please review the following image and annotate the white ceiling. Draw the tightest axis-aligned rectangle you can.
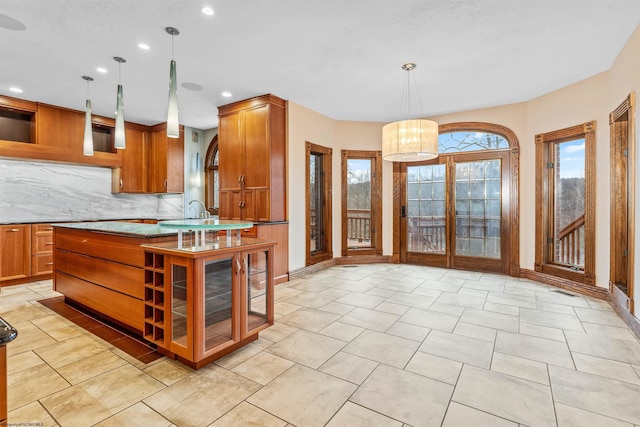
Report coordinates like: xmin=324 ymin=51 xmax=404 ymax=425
xmin=1 ymin=1 xmax=639 ymax=130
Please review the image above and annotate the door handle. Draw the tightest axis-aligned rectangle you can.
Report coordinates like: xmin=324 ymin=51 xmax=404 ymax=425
xmin=401 ymin=206 xmax=406 ymax=218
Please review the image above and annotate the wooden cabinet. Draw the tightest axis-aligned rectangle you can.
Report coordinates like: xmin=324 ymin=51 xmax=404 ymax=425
xmin=31 ymin=223 xmax=54 ymax=276
xmin=218 ymin=94 xmax=286 ymax=222
xmin=149 ymin=125 xmax=184 ymax=193
xmin=0 ymin=224 xmax=30 ymax=282
xmin=112 ymin=125 xmax=149 ymax=193
xmin=142 ymin=240 xmax=274 ymax=369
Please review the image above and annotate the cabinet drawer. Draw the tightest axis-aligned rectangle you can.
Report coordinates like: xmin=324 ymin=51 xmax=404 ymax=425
xmin=32 ymin=234 xmax=54 ymax=255
xmin=32 ymin=254 xmax=53 ymax=275
xmin=32 ymin=223 xmax=54 ymax=234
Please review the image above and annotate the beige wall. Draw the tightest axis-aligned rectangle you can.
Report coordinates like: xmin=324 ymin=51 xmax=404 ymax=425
xmin=287 ymin=24 xmax=640 ymax=293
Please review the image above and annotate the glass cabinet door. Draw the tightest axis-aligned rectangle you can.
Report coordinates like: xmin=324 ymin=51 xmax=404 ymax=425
xmin=202 ymin=256 xmax=235 ymax=353
xmin=244 ymin=250 xmax=270 ymax=335
xmin=170 ymin=261 xmax=191 ymax=358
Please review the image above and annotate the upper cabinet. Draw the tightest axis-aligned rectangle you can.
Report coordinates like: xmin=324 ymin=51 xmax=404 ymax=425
xmin=112 ymin=124 xmax=149 ymax=193
xmin=218 ymin=94 xmax=286 ymax=222
xmin=149 ymin=125 xmax=184 ymax=194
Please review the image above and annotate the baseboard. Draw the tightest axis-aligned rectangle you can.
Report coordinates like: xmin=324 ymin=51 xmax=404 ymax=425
xmin=520 ymin=269 xmax=608 ymax=300
xmin=609 ymin=290 xmax=640 ymax=339
xmin=288 ymin=259 xmax=337 ymax=281
xmin=335 ymin=255 xmax=394 ymax=265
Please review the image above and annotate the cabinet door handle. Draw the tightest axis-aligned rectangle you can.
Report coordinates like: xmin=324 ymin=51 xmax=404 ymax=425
xmin=241 ymin=174 xmax=245 ymax=184
xmin=45 ymin=262 xmax=54 ymax=266
xmin=238 ymin=201 xmax=243 ymax=208
xmin=9 ymin=228 xmax=20 ymax=232
xmin=45 ymin=227 xmax=53 ymax=231
xmin=242 ymin=258 xmax=248 ymax=273
xmin=163 ymin=179 xmax=168 ymax=189
xmin=120 ymin=179 xmax=124 ymax=189
xmin=45 ymin=242 xmax=53 ymax=245
xmin=238 ymin=175 xmax=242 ymax=184
xmin=235 ymin=258 xmax=241 ymax=275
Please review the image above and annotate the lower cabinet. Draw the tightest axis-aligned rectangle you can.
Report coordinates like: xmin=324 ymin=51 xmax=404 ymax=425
xmin=142 ymin=242 xmax=274 ymax=368
xmin=0 ymin=224 xmax=30 ymax=282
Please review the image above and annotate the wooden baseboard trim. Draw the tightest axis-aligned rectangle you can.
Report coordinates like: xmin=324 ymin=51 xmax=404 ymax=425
xmin=520 ymin=269 xmax=608 ymax=300
xmin=1 ymin=274 xmax=53 ymax=287
xmin=288 ymin=259 xmax=337 ymax=281
xmin=609 ymin=290 xmax=640 ymax=339
xmin=335 ymin=255 xmax=394 ymax=265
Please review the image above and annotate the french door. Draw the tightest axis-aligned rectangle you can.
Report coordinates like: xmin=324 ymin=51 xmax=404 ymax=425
xmin=399 ymin=150 xmax=511 ymax=273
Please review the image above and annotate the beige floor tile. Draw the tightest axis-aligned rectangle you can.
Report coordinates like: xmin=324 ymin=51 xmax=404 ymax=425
xmin=7 ymin=362 xmax=70 ymax=411
xmin=41 ymin=364 xmax=164 ymax=427
xmin=428 ymin=302 xmax=465 ymax=316
xmin=486 ymin=292 xmax=537 ymax=309
xmin=519 ymin=308 xmax=584 ymax=332
xmin=282 ymin=291 xmax=337 ymax=308
xmin=340 ymin=307 xmax=400 ymax=332
xmin=214 ymin=337 xmax=274 ymax=369
xmin=94 ymin=402 xmax=172 ymax=427
xmin=491 ymin=352 xmax=549 ymax=385
xmin=376 ymin=280 xmax=422 ymax=294
xmin=574 ymin=307 xmax=628 ymax=327
xmin=351 ymin=364 xmax=453 ymax=427
xmin=564 ymin=331 xmax=640 ymax=365
xmin=326 ymin=401 xmax=402 ymax=427
xmin=266 ymin=329 xmax=345 ymax=368
xmin=463 ymin=280 xmax=505 ymax=293
xmin=405 ymin=351 xmax=462 ymax=385
xmin=374 ymin=301 xmax=410 ymax=315
xmin=399 ymin=307 xmax=459 ymax=332
xmin=366 ymin=287 xmax=396 ymax=298
xmin=320 ymin=288 xmax=351 ymax=298
xmin=582 ymin=322 xmax=638 ymax=342
xmin=519 ymin=321 xmax=566 ymax=342
xmin=46 ymin=324 xmax=86 ymax=341
xmin=248 ymin=364 xmax=356 ymax=427
xmin=453 ymin=365 xmax=555 ymax=426
xmin=385 ymin=291 xmax=437 ymax=308
xmin=386 ymin=321 xmax=430 ymax=341
xmin=458 ymin=287 xmax=488 ymax=298
xmin=536 ymin=300 xmax=578 ymax=315
xmin=343 ymin=330 xmax=420 ymax=368
xmin=573 ymin=352 xmax=640 ymax=384
xmin=6 ymin=327 xmax=57 ymax=356
xmin=334 ymin=292 xmax=385 ymax=309
xmin=495 ymin=330 xmax=574 ymax=368
xmin=274 ymin=301 xmax=302 ymax=315
xmin=319 ymin=301 xmax=357 ymax=315
xmin=319 ymin=351 xmax=378 ymax=385
xmin=277 ymin=307 xmax=341 ymax=332
xmin=419 ymin=279 xmax=464 ymax=293
xmin=34 ymin=334 xmax=110 ymax=369
xmin=459 ymin=308 xmax=519 ymax=332
xmin=483 ymin=302 xmax=520 ymax=316
xmin=585 ymin=299 xmax=615 ymax=311
xmin=436 ymin=292 xmax=485 ymax=309
xmin=442 ymin=402 xmax=517 ymax=427
xmin=232 ymin=351 xmax=294 ymax=385
xmin=420 ymin=330 xmax=494 ymax=369
xmin=143 ymin=358 xmax=194 ymax=386
xmin=550 ymin=365 xmax=640 ymax=424
xmin=7 ymin=401 xmax=58 ymax=427
xmin=30 ymin=314 xmax=74 ymax=332
xmin=258 ymin=322 xmax=299 ymax=342
xmin=453 ymin=322 xmax=497 ymax=342
xmin=412 ymin=287 xmax=444 ymax=299
xmin=536 ymin=292 xmax=591 ymax=308
xmin=56 ymin=349 xmax=127 ymax=384
xmin=7 ymin=350 xmax=44 ymax=374
xmin=273 ymin=287 xmax=303 ymax=302
xmin=555 ymin=402 xmax=634 ymax=427
xmin=319 ymin=321 xmax=365 ymax=342
xmin=145 ymin=365 xmax=260 ymax=427
xmin=209 ymin=401 xmax=287 ymax=427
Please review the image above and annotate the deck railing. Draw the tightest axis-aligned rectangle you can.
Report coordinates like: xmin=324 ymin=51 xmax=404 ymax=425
xmin=557 ymin=214 xmax=585 ymax=267
xmin=347 ymin=209 xmax=371 ymax=244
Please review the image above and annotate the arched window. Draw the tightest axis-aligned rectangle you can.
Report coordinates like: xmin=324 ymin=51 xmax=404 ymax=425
xmin=204 ymin=135 xmax=219 ymax=215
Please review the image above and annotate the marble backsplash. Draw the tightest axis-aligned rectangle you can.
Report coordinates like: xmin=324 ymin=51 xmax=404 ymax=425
xmin=0 ymin=159 xmax=183 ymax=223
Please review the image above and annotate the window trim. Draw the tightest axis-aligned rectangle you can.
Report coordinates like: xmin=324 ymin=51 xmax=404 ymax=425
xmin=306 ymin=142 xmax=333 ymax=266
xmin=204 ymin=135 xmax=219 ymax=216
xmin=535 ymin=121 xmax=596 ymax=285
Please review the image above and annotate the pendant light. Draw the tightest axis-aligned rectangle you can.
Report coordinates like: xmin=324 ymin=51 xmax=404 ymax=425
xmin=82 ymin=75 xmax=94 ymax=156
xmin=113 ymin=56 xmax=126 ymax=149
xmin=166 ymin=27 xmax=180 ymax=138
xmin=382 ymin=63 xmax=438 ymax=162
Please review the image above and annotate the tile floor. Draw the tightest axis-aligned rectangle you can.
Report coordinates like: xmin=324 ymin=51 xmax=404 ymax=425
xmin=3 ymin=264 xmax=640 ymax=426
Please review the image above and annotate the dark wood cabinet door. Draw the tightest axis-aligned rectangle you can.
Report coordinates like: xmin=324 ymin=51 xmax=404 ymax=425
xmin=243 ymin=104 xmax=270 ymax=189
xmin=218 ymin=112 xmax=244 ymax=192
xmin=119 ymin=127 xmax=148 ymax=193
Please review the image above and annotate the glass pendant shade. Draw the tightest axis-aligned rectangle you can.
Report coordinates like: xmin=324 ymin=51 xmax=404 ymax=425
xmin=382 ymin=119 xmax=438 ymax=162
xmin=83 ymin=99 xmax=94 ymax=156
xmin=114 ymin=83 xmax=126 ymax=149
xmin=167 ymin=59 xmax=179 ymax=138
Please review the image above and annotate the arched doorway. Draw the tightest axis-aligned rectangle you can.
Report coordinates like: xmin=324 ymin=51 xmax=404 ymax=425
xmin=204 ymin=135 xmax=219 ymax=216
xmin=393 ymin=122 xmax=520 ymax=276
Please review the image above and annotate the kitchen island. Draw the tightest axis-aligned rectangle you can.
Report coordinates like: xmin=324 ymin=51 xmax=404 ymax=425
xmin=53 ymin=220 xmax=275 ymax=368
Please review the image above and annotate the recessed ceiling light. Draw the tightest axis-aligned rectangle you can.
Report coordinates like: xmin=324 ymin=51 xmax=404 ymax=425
xmin=9 ymin=87 xmax=23 ymax=93
xmin=201 ymin=6 xmax=214 ymax=16
xmin=96 ymin=67 xmax=107 ymax=73
xmin=222 ymin=91 xmax=232 ymax=97
xmin=138 ymin=43 xmax=150 ymax=50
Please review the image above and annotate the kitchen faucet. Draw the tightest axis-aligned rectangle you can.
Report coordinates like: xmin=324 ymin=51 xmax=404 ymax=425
xmin=188 ymin=199 xmax=210 ymax=218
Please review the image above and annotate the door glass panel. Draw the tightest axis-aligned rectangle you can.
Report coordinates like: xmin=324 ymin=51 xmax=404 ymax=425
xmin=407 ymin=164 xmax=446 ymax=253
xmin=309 ymin=153 xmax=323 ymax=254
xmin=203 ymin=257 xmax=233 ymax=351
xmin=171 ymin=264 xmax=187 ymax=348
xmin=552 ymin=138 xmax=585 ymax=268
xmin=347 ymin=159 xmax=372 ymax=249
xmin=246 ymin=251 xmax=269 ymax=333
xmin=455 ymin=159 xmax=501 ymax=258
